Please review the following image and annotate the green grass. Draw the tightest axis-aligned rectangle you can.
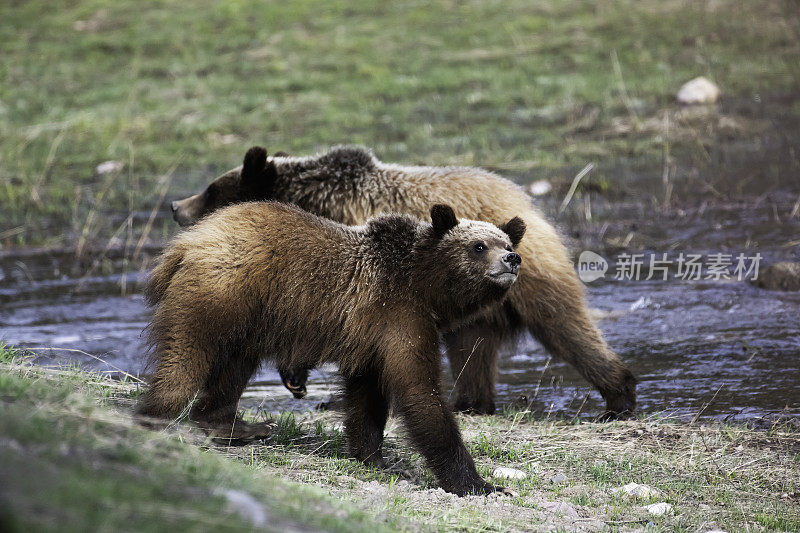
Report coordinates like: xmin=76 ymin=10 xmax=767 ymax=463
xmin=2 ymin=346 xmax=799 ymax=531
xmin=0 ymin=347 xmax=396 ymax=533
xmin=1 ymin=0 xmax=799 ymax=247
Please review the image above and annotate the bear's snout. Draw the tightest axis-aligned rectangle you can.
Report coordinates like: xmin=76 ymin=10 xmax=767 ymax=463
xmin=170 ymin=197 xmax=197 ymax=226
xmin=502 ymin=252 xmax=522 ymax=272
xmin=487 ymin=251 xmax=521 ymax=286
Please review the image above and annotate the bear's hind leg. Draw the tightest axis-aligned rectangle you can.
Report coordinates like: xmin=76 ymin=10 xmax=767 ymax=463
xmin=443 ymin=322 xmax=503 ymax=415
xmin=344 ymin=367 xmax=389 ymax=468
xmin=137 ymin=343 xmax=215 ymax=421
xmin=190 ymin=352 xmax=269 ymax=443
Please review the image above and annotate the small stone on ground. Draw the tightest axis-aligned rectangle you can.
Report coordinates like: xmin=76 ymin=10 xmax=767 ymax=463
xmin=611 ymin=482 xmax=660 ymax=499
xmin=677 ymin=76 xmax=720 ymax=104
xmin=540 ymin=501 xmax=579 ymax=519
xmin=752 ymin=262 xmax=800 ymax=291
xmin=95 ymin=160 xmax=124 ymax=174
xmin=645 ymin=502 xmax=674 ymax=516
xmin=492 ymin=467 xmax=528 ymax=480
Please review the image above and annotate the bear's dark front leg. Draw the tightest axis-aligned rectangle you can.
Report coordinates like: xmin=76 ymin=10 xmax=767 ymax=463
xmin=343 ymin=368 xmax=389 ymax=468
xmin=385 ymin=353 xmax=504 ymax=496
xmin=530 ymin=313 xmax=637 ymax=419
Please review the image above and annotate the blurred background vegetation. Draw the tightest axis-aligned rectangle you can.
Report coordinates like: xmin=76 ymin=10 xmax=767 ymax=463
xmin=1 ymin=0 xmax=798 ymax=250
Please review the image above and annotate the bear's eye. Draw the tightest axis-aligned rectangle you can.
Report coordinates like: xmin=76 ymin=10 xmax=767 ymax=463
xmin=473 ymin=242 xmax=487 ymax=254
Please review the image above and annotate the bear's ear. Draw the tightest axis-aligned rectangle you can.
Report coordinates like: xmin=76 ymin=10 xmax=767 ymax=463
xmin=240 ymin=146 xmax=276 ymax=199
xmin=499 ymin=216 xmax=526 ymax=247
xmin=430 ymin=204 xmax=459 ymax=238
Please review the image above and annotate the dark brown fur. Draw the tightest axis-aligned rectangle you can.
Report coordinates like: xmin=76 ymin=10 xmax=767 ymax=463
xmin=171 ymin=146 xmax=637 ymax=417
xmin=140 ymin=201 xmax=524 ymax=495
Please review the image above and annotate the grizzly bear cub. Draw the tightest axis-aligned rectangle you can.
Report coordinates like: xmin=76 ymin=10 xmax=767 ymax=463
xmin=170 ymin=146 xmax=637 ymax=417
xmin=138 ymin=201 xmax=525 ymax=496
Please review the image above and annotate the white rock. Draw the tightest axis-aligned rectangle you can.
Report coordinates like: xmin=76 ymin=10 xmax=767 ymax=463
xmin=213 ymin=488 xmax=268 ymax=527
xmin=493 ymin=467 xmax=528 ymax=480
xmin=677 ymin=77 xmax=720 ymax=105
xmin=549 ymin=473 xmax=568 ymax=484
xmin=95 ymin=160 xmax=124 ymax=174
xmin=527 ymin=180 xmax=552 ymax=196
xmin=540 ymin=501 xmax=579 ymax=518
xmin=629 ymin=296 xmax=651 ymax=312
xmin=645 ymin=502 xmax=674 ymax=516
xmin=611 ymin=482 xmax=660 ymax=499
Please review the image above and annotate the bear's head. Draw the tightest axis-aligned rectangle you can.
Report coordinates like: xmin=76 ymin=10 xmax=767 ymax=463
xmin=171 ymin=147 xmax=284 ymax=226
xmin=415 ymin=204 xmax=525 ymax=325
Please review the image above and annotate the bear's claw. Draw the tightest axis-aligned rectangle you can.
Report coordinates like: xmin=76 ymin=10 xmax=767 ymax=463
xmin=202 ymin=418 xmax=274 ymax=445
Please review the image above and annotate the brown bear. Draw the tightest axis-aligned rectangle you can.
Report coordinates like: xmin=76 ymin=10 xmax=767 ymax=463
xmin=138 ymin=199 xmax=525 ymax=496
xmin=171 ymin=146 xmax=637 ymax=417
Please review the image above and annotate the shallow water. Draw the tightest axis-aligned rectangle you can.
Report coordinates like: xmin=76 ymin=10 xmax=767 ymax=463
xmin=2 ymin=219 xmax=798 ymax=422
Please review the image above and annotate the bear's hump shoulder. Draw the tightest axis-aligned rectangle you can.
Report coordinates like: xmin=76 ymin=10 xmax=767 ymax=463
xmin=319 ymin=145 xmax=378 ymax=175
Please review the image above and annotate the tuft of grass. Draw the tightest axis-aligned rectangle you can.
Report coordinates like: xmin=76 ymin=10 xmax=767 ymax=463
xmin=0 ymin=343 xmax=24 ymax=364
xmin=755 ymin=511 xmax=798 ymax=531
xmin=270 ymin=412 xmax=303 ymax=444
xmin=470 ymin=432 xmax=524 ymax=462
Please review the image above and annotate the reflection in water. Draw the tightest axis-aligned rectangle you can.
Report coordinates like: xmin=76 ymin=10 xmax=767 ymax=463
xmin=1 ymin=245 xmax=798 ymax=422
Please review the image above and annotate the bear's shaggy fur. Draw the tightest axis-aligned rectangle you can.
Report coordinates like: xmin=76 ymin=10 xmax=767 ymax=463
xmin=171 ymin=146 xmax=637 ymax=416
xmin=140 ymin=200 xmax=525 ymax=496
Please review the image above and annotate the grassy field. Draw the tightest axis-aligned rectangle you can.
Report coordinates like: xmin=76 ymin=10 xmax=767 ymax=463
xmin=2 ymin=2 xmax=800 ymax=530
xmin=1 ymin=0 xmax=799 ymax=248
xmin=2 ymin=345 xmax=799 ymax=532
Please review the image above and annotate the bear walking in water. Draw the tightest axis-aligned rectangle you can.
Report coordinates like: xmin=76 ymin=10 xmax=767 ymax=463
xmin=171 ymin=146 xmax=637 ymax=417
xmin=139 ymin=195 xmax=526 ymax=496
